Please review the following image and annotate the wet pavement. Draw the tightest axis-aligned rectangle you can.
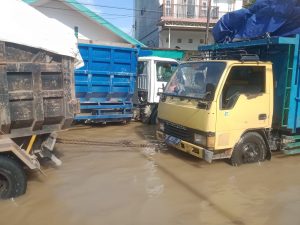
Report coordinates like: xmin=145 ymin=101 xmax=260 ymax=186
xmin=1 ymin=122 xmax=300 ymax=225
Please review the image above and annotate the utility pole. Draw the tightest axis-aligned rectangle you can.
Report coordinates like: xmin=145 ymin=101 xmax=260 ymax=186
xmin=168 ymin=28 xmax=171 ymax=48
xmin=205 ymin=0 xmax=212 ymax=44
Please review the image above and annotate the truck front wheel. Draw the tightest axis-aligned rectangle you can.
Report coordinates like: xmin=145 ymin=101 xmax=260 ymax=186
xmin=230 ymin=132 xmax=267 ymax=166
xmin=0 ymin=155 xmax=27 ymax=199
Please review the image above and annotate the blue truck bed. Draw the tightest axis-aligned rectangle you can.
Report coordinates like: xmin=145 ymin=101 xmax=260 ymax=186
xmin=199 ymin=35 xmax=300 ymax=133
xmin=75 ymin=43 xmax=137 ymax=122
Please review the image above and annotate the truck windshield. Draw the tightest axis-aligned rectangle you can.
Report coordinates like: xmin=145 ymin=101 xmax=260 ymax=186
xmin=164 ymin=62 xmax=226 ymax=99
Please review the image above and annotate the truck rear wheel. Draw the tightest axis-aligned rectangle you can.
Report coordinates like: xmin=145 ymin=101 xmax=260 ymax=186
xmin=230 ymin=132 xmax=267 ymax=166
xmin=0 ymin=155 xmax=27 ymax=199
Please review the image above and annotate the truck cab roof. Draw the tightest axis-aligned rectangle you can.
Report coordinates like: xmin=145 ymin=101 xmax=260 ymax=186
xmin=138 ymin=56 xmax=178 ymax=63
xmin=181 ymin=60 xmax=273 ymax=65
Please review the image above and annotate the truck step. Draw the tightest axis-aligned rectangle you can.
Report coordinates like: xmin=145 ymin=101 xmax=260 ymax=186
xmin=282 ymin=135 xmax=300 ymax=140
xmin=281 ymin=134 xmax=300 ymax=155
xmin=283 ymin=141 xmax=300 ymax=148
xmin=282 ymin=148 xmax=300 ymax=155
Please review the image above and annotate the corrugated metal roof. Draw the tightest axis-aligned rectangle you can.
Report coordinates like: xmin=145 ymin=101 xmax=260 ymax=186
xmin=24 ymin=0 xmax=146 ymax=47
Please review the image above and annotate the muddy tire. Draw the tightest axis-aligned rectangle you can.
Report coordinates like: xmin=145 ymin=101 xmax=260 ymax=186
xmin=0 ymin=155 xmax=27 ymax=199
xmin=230 ymin=132 xmax=267 ymax=166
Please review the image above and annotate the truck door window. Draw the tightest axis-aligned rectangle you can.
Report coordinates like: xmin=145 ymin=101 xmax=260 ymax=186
xmin=156 ymin=62 xmax=178 ymax=82
xmin=221 ymin=66 xmax=266 ymax=110
xmin=138 ymin=61 xmax=148 ymax=75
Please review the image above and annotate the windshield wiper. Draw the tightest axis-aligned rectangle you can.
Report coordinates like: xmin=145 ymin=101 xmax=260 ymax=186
xmin=163 ymin=93 xmax=202 ymax=100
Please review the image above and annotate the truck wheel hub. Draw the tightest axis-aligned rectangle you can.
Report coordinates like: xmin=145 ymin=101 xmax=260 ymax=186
xmin=243 ymin=143 xmax=259 ymax=162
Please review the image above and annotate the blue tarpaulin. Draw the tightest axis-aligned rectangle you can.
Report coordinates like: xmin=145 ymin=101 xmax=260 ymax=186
xmin=213 ymin=0 xmax=300 ymax=43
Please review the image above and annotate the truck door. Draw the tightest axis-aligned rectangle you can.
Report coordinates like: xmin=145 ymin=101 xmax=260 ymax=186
xmin=152 ymin=61 xmax=178 ymax=103
xmin=134 ymin=60 xmax=149 ymax=105
xmin=216 ymin=65 xmax=271 ymax=149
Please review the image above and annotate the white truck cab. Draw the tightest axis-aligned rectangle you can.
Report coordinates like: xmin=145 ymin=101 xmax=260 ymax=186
xmin=134 ymin=56 xmax=178 ymax=124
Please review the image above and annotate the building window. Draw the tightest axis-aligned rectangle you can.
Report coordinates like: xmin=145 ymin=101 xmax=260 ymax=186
xmin=166 ymin=0 xmax=171 ymax=16
xmin=177 ymin=38 xmax=182 ymax=43
xmin=166 ymin=38 xmax=169 ymax=43
xmin=201 ymin=1 xmax=207 ymax=17
xmin=188 ymin=39 xmax=193 ymax=43
xmin=200 ymin=39 xmax=205 ymax=44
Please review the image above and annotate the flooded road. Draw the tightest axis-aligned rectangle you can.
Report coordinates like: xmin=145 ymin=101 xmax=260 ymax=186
xmin=1 ymin=122 xmax=300 ymax=225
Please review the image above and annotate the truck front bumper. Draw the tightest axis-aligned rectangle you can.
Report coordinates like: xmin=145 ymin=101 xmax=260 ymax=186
xmin=156 ymin=131 xmax=214 ymax=163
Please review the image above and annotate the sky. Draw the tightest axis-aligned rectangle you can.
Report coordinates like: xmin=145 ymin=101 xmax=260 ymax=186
xmin=80 ymin=0 xmax=135 ymax=36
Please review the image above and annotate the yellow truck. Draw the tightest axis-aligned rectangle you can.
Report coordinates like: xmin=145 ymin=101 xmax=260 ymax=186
xmin=157 ymin=36 xmax=300 ymax=165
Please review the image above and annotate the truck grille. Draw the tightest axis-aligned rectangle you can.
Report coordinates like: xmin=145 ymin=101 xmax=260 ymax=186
xmin=137 ymin=74 xmax=147 ymax=90
xmin=164 ymin=122 xmax=193 ymax=142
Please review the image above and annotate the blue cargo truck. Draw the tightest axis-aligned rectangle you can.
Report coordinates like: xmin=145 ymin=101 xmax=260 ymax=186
xmin=75 ymin=43 xmax=137 ymax=123
xmin=156 ymin=35 xmax=300 ymax=165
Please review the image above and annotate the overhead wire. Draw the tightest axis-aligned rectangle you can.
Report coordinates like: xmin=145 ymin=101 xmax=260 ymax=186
xmin=33 ymin=0 xmax=214 ymax=41
xmin=35 ymin=4 xmax=162 ymax=37
xmin=50 ymin=0 xmax=164 ymax=13
xmin=35 ymin=5 xmax=163 ymax=21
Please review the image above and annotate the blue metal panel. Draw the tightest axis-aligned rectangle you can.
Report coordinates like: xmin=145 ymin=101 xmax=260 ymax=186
xmin=75 ymin=43 xmax=137 ymax=122
xmin=291 ymin=36 xmax=300 ymax=131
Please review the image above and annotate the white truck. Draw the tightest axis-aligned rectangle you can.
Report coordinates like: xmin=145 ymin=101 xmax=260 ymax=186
xmin=134 ymin=57 xmax=178 ymax=124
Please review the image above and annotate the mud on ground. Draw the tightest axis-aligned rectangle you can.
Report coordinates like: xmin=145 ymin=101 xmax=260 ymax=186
xmin=1 ymin=122 xmax=300 ymax=225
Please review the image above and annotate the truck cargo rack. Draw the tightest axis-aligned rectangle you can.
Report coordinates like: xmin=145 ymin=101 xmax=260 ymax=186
xmin=187 ymin=49 xmax=261 ymax=62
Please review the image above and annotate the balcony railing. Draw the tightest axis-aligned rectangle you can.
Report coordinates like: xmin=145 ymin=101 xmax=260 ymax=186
xmin=162 ymin=4 xmax=220 ymax=20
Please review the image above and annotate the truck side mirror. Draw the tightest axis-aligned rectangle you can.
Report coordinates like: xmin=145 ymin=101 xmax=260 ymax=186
xmin=157 ymin=83 xmax=166 ymax=96
xmin=205 ymin=83 xmax=215 ymax=101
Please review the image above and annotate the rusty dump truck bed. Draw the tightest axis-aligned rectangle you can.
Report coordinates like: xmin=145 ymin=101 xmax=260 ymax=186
xmin=0 ymin=41 xmax=77 ymax=138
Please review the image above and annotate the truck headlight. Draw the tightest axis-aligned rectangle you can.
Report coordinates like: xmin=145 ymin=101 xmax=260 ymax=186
xmin=194 ymin=133 xmax=206 ymax=146
xmin=159 ymin=122 xmax=165 ymax=131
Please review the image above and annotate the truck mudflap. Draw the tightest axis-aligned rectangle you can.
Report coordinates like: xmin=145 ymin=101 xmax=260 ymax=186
xmin=0 ymin=132 xmax=62 ymax=170
xmin=0 ymin=137 xmax=39 ymax=170
xmin=34 ymin=133 xmax=62 ymax=166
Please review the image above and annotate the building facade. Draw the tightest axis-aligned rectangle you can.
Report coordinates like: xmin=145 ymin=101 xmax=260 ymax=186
xmin=25 ymin=0 xmax=144 ymax=46
xmin=135 ymin=0 xmax=243 ymax=50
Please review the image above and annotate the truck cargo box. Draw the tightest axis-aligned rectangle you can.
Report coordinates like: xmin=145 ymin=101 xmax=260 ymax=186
xmin=75 ymin=43 xmax=137 ymax=122
xmin=0 ymin=41 xmax=77 ymax=138
xmin=199 ymin=35 xmax=300 ymax=133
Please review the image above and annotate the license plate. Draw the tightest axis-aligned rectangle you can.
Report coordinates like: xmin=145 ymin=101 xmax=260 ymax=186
xmin=165 ymin=135 xmax=181 ymax=145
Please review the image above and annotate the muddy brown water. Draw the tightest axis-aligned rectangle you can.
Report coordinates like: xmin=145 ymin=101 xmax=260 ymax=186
xmin=1 ymin=122 xmax=300 ymax=225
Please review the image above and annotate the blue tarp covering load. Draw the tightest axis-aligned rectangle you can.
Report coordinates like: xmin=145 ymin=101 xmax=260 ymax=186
xmin=213 ymin=0 xmax=300 ymax=43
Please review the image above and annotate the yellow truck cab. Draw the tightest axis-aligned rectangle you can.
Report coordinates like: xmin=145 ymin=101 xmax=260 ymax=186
xmin=157 ymin=35 xmax=300 ymax=165
xmin=157 ymin=59 xmax=273 ymax=165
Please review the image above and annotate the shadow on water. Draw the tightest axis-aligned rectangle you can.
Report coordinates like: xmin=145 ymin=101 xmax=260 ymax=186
xmin=139 ymin=150 xmax=245 ymax=225
xmin=133 ymin=123 xmax=245 ymax=225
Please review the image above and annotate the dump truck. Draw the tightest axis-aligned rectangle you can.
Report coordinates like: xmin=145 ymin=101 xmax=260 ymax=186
xmin=74 ymin=43 xmax=138 ymax=123
xmin=134 ymin=56 xmax=178 ymax=124
xmin=157 ymin=35 xmax=300 ymax=165
xmin=0 ymin=41 xmax=78 ymax=199
xmin=0 ymin=0 xmax=80 ymax=199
